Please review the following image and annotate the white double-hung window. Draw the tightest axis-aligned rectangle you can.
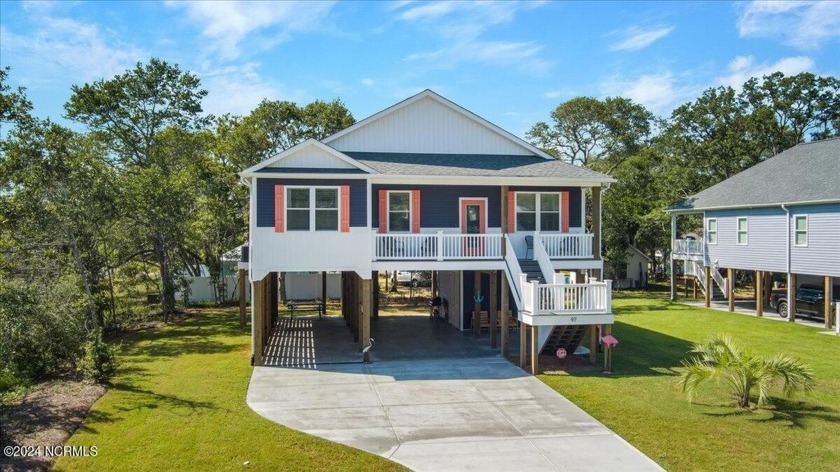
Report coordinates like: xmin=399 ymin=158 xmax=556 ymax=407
xmin=388 ymin=191 xmax=411 ymax=232
xmin=516 ymin=193 xmax=560 ymax=231
xmin=736 ymin=217 xmax=748 ymax=245
xmin=286 ymin=187 xmax=339 ymax=231
xmin=794 ymin=215 xmax=808 ymax=246
xmin=706 ymin=218 xmax=718 ymax=244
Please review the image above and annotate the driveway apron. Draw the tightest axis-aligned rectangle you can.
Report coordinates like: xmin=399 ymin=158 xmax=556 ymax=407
xmin=248 ymin=355 xmax=663 ymax=471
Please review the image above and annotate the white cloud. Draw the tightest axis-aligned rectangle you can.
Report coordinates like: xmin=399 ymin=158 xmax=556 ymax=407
xmin=608 ymin=25 xmax=674 ymax=52
xmin=543 ymin=90 xmax=573 ymax=100
xmin=394 ymin=1 xmax=551 ymax=75
xmin=737 ymin=1 xmax=840 ymax=49
xmin=199 ymin=63 xmax=297 ymax=116
xmin=599 ymin=72 xmax=699 ymax=113
xmin=717 ymin=55 xmax=814 ymax=89
xmin=0 ymin=17 xmax=147 ymax=86
xmin=166 ymin=0 xmax=336 ymax=60
xmin=361 ymin=78 xmax=375 ymax=87
xmin=397 ymin=1 xmax=458 ymax=21
xmin=405 ymin=39 xmax=551 ymax=74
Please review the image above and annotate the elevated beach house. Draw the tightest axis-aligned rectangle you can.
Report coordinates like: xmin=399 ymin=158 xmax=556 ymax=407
xmin=667 ymin=138 xmax=839 ymax=326
xmin=238 ymin=90 xmax=616 ymax=371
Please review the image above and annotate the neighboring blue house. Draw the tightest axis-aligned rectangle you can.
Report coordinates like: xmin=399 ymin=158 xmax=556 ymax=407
xmin=667 ymin=138 xmax=839 ymax=325
xmin=239 ymin=90 xmax=616 ymax=370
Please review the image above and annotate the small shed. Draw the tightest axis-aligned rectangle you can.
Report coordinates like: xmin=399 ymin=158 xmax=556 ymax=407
xmin=615 ymin=246 xmax=651 ymax=289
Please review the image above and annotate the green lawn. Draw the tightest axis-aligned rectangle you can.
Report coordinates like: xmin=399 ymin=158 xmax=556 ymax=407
xmin=540 ymin=295 xmax=840 ymax=472
xmin=55 ymin=308 xmax=403 ymax=472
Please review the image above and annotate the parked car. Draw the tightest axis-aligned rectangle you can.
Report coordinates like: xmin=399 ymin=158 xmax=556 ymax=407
xmin=396 ymin=271 xmax=418 ymax=287
xmin=395 ymin=271 xmax=431 ymax=287
xmin=769 ymin=284 xmax=839 ymax=320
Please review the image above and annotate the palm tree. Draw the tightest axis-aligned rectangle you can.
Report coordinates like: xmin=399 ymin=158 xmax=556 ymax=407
xmin=677 ymin=334 xmax=814 ymax=409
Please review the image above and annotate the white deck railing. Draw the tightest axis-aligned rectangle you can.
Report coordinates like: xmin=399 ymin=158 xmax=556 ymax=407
xmin=373 ymin=232 xmax=503 ymax=261
xmin=673 ymin=239 xmax=703 ymax=257
xmin=522 ymin=280 xmax=612 ymax=316
xmin=538 ymin=234 xmax=594 ymax=259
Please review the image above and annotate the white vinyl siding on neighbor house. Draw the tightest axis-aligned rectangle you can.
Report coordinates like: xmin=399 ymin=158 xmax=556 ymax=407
xmin=737 ymin=217 xmax=748 ymax=245
xmin=790 ymin=204 xmax=840 ymax=277
xmin=706 ymin=218 xmax=717 ymax=244
xmin=703 ymin=208 xmax=788 ymax=272
xmin=515 ymin=192 xmax=560 ymax=232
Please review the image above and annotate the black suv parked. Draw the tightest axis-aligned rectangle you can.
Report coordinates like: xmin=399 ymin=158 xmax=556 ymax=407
xmin=769 ymin=284 xmax=839 ymax=320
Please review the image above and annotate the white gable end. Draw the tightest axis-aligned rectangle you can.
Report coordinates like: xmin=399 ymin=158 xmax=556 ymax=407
xmin=266 ymin=145 xmax=356 ymax=170
xmin=327 ymin=95 xmax=535 ymax=155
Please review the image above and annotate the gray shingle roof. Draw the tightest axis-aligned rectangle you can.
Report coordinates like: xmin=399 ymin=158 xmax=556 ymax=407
xmin=343 ymin=152 xmax=613 ymax=181
xmin=668 ymin=137 xmax=840 ymax=213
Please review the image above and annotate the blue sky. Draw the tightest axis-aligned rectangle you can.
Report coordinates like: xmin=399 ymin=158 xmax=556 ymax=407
xmin=2 ymin=1 xmax=839 ymax=137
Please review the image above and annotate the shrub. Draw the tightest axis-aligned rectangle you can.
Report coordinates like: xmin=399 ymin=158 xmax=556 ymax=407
xmin=79 ymin=328 xmax=120 ymax=383
xmin=0 ymin=279 xmax=85 ymax=382
xmin=677 ymin=334 xmax=814 ymax=409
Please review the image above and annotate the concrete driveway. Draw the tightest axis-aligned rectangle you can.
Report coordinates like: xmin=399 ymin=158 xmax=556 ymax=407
xmin=247 ymin=356 xmax=662 ymax=471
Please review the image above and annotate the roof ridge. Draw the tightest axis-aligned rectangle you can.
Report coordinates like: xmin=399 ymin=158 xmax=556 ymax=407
xmin=797 ymin=136 xmax=840 ymax=146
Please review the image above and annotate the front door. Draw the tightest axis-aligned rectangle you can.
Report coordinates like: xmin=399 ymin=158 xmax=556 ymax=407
xmin=460 ymin=199 xmax=486 ymax=256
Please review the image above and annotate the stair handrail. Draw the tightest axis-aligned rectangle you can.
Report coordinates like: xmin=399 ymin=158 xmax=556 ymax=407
xmin=687 ymin=260 xmax=727 ymax=295
xmin=685 ymin=260 xmax=707 ymax=293
xmin=710 ymin=266 xmax=728 ymax=294
xmin=503 ymin=236 xmax=524 ymax=310
xmin=533 ymin=235 xmax=555 ymax=284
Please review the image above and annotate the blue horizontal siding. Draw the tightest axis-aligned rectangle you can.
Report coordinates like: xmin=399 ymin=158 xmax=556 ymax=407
xmin=256 ymin=178 xmax=367 ymax=228
xmin=370 ymin=185 xmax=583 ymax=230
xmin=371 ymin=185 xmax=502 ymax=229
xmin=510 ymin=186 xmax=582 ymax=228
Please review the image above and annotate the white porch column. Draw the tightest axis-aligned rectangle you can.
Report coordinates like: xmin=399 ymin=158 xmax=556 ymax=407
xmin=591 ymin=186 xmax=603 ymax=280
xmin=670 ymin=214 xmax=677 ymax=301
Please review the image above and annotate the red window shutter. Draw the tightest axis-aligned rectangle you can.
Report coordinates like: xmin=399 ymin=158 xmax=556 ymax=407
xmin=340 ymin=185 xmax=350 ymax=232
xmin=274 ymin=185 xmax=285 ymax=233
xmin=561 ymin=191 xmax=570 ymax=233
xmin=411 ymin=190 xmax=421 ymax=233
xmin=507 ymin=191 xmax=516 ymax=232
xmin=378 ymin=190 xmax=388 ymax=233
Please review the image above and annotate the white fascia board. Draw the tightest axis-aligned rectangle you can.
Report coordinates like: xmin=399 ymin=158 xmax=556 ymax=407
xmin=369 ymin=175 xmax=615 ymax=187
xmin=241 ymin=172 xmax=371 ymax=179
xmin=322 ymin=89 xmax=555 ymax=160
xmin=665 ymin=198 xmax=840 ymax=215
xmin=239 ymin=139 xmax=378 ymax=176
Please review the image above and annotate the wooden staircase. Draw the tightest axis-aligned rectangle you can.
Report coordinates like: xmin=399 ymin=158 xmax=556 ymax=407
xmin=518 ymin=259 xmax=545 ymax=283
xmin=684 ymin=261 xmax=726 ymax=300
xmin=540 ymin=325 xmax=588 ymax=355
